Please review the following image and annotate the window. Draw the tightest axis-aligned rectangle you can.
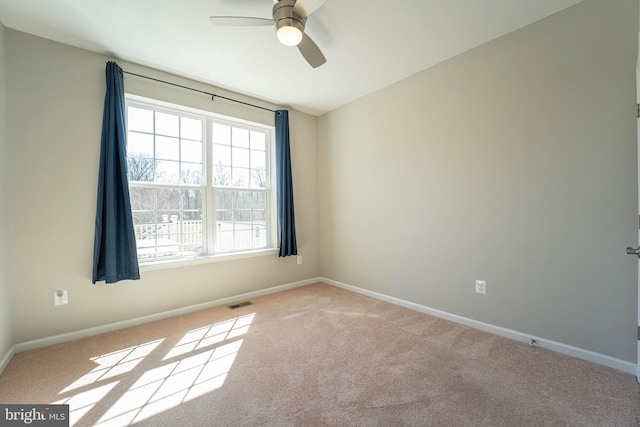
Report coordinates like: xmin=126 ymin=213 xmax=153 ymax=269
xmin=126 ymin=97 xmax=275 ymax=262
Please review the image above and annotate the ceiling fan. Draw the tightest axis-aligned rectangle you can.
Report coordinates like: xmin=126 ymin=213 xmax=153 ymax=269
xmin=210 ymin=0 xmax=327 ymax=68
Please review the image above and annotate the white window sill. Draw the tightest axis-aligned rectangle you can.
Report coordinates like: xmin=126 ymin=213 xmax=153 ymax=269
xmin=139 ymin=248 xmax=280 ymax=272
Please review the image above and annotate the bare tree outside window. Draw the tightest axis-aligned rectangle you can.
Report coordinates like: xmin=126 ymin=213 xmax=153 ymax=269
xmin=127 ymin=156 xmax=155 ymax=182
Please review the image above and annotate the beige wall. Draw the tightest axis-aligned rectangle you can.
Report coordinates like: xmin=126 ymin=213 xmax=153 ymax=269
xmin=0 ymin=21 xmax=13 ymax=358
xmin=319 ymin=0 xmax=638 ymax=362
xmin=5 ymin=30 xmax=319 ymax=343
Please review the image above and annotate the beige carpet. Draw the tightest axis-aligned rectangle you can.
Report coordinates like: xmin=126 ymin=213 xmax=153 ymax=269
xmin=0 ymin=283 xmax=639 ymax=426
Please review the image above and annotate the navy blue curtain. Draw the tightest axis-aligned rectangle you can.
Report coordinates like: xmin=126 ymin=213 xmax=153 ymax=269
xmin=275 ymin=110 xmax=298 ymax=257
xmin=92 ymin=61 xmax=140 ymax=284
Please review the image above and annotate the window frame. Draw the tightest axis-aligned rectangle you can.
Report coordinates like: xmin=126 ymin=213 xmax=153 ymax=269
xmin=125 ymin=94 xmax=278 ymax=269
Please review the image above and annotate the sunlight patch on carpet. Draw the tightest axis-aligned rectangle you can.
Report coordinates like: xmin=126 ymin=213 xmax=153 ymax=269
xmin=94 ymin=340 xmax=244 ymax=426
xmin=52 ymin=382 xmax=120 ymax=426
xmin=52 ymin=313 xmax=255 ymax=427
xmin=60 ymin=340 xmax=165 ymax=394
xmin=163 ymin=313 xmax=254 ymax=360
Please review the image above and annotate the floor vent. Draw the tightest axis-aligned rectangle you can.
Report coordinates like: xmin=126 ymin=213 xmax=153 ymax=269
xmin=228 ymin=301 xmax=253 ymax=310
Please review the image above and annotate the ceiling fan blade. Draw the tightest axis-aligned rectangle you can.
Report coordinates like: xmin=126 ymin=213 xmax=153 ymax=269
xmin=297 ymin=33 xmax=326 ymax=68
xmin=210 ymin=16 xmax=273 ymax=26
xmin=292 ymin=0 xmax=327 ymax=18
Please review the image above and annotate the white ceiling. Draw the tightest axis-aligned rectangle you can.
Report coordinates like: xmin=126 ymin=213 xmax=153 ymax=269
xmin=0 ymin=0 xmax=584 ymax=116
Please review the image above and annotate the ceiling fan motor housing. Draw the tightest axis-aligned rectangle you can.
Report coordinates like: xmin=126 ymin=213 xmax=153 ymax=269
xmin=273 ymin=0 xmax=306 ymax=36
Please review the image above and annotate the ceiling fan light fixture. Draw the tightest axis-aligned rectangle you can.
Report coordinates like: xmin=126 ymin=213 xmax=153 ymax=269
xmin=277 ymin=24 xmax=303 ymax=46
xmin=273 ymin=0 xmax=305 ymax=46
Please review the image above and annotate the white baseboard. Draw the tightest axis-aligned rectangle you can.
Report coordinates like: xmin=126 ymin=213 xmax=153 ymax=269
xmin=322 ymin=277 xmax=637 ymax=376
xmin=15 ymin=277 xmax=319 ymax=354
xmin=12 ymin=277 xmax=637 ymax=377
xmin=0 ymin=345 xmax=15 ymax=376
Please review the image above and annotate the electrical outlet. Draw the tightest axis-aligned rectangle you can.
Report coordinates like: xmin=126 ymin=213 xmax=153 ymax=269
xmin=54 ymin=290 xmax=68 ymax=306
xmin=475 ymin=280 xmax=486 ymax=294
xmin=297 ymin=256 xmax=303 ymax=265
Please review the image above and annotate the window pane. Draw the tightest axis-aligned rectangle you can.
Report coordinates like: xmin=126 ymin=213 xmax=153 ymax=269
xmin=128 ymin=107 xmax=153 ymax=133
xmin=155 ymin=112 xmax=179 ymax=137
xmin=128 ymin=158 xmax=155 ymax=182
xmin=216 ymin=209 xmax=232 ymax=222
xmin=131 ymin=185 xmax=203 ymax=260
xmin=251 ymin=149 xmax=266 ymax=169
xmin=251 ymin=168 xmax=267 ymax=188
xmin=213 ymin=166 xmax=231 ymax=186
xmin=212 ymin=124 xmax=231 ymax=145
xmin=252 ymin=192 xmax=266 ymax=210
xmin=183 ymin=234 xmax=203 ymax=255
xmin=181 ymin=139 xmax=202 ymax=163
xmin=130 ymin=187 xmax=155 ymax=210
xmin=234 ymin=229 xmax=251 ymax=250
xmin=133 ymin=202 xmax=163 ymax=259
xmin=181 ymin=163 xmax=202 ymax=185
xmin=134 ymin=239 xmax=157 ymax=257
xmin=158 ymin=212 xmax=180 ymax=224
xmin=216 ymin=231 xmax=233 ymax=251
xmin=232 ymin=147 xmax=250 ymax=168
xmin=213 ymin=188 xmax=268 ymax=251
xmin=181 ymin=116 xmax=202 ymax=141
xmin=232 ymin=168 xmax=250 ymax=187
xmin=213 ymin=145 xmax=231 ymax=166
xmin=216 ymin=188 xmax=239 ymax=251
xmin=133 ymin=211 xmax=155 ymax=227
xmin=250 ymin=131 xmax=266 ymax=151
xmin=183 ymin=210 xmax=202 ymax=221
xmin=182 ymin=189 xmax=202 ymax=211
xmin=216 ymin=190 xmax=233 ymax=210
xmin=156 ymin=136 xmax=180 ymax=161
xmin=233 ymin=128 xmax=249 ymax=148
xmin=252 ymin=210 xmax=266 ymax=224
xmin=156 ymin=161 xmax=179 ymax=184
xmin=155 ymin=235 xmax=180 ymax=258
xmin=128 ymin=132 xmax=154 ymax=158
xmin=157 ymin=188 xmax=181 ymax=210
xmin=234 ymin=209 xmax=251 ymax=223
xmin=253 ymin=225 xmax=267 ymax=248
xmin=234 ymin=191 xmax=250 ymax=210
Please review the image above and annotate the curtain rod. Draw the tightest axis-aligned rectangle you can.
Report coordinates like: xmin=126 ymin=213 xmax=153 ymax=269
xmin=122 ymin=70 xmax=278 ymax=114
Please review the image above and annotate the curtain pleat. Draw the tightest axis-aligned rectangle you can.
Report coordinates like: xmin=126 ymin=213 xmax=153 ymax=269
xmin=275 ymin=110 xmax=298 ymax=257
xmin=92 ymin=61 xmax=140 ymax=283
